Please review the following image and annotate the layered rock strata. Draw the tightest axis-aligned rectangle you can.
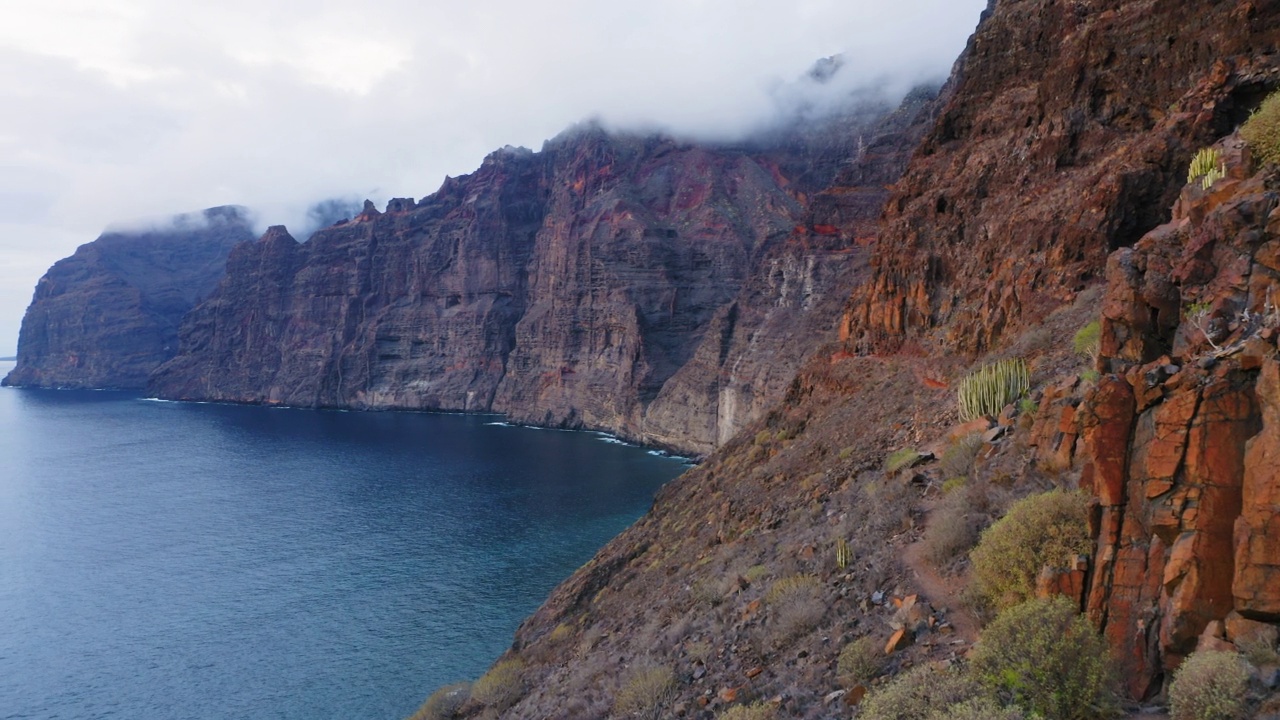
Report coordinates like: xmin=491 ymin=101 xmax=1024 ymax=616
xmin=149 ymin=98 xmax=935 ymax=456
xmin=2 ymin=206 xmax=255 ymax=389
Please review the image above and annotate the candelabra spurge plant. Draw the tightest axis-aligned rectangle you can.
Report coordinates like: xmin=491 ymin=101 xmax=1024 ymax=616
xmin=957 ymin=359 xmax=1030 ymax=422
xmin=1187 ymin=147 xmax=1225 ymax=190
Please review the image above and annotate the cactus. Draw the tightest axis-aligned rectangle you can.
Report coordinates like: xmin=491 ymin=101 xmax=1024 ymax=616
xmin=835 ymin=538 xmax=853 ymax=570
xmin=1187 ymin=147 xmax=1225 ymax=189
xmin=957 ymin=358 xmax=1030 ymax=422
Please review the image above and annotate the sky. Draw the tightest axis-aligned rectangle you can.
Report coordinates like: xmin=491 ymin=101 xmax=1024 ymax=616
xmin=0 ymin=0 xmax=988 ymax=356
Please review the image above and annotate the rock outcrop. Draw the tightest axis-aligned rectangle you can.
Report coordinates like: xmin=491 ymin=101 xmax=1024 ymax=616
xmin=2 ymin=206 xmax=255 ymax=389
xmin=148 ymin=95 xmax=936 ymax=456
xmin=1071 ymin=138 xmax=1280 ymax=698
xmin=843 ymin=0 xmax=1280 ymax=354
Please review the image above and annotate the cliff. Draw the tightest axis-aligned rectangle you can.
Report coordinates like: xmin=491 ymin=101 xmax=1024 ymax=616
xmin=844 ymin=0 xmax=1280 ymax=354
xmin=147 ymin=94 xmax=936 ymax=457
xmin=2 ymin=206 xmax=255 ymax=389
xmin=425 ymin=1 xmax=1280 ymax=718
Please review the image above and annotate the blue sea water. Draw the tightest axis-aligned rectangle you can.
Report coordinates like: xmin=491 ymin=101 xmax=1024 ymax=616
xmin=0 ymin=362 xmax=686 ymax=720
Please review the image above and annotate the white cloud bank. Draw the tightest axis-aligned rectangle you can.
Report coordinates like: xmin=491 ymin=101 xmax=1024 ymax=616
xmin=0 ymin=0 xmax=988 ymax=354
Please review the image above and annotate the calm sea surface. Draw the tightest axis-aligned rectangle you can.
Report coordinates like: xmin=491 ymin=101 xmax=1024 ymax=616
xmin=0 ymin=361 xmax=686 ymax=720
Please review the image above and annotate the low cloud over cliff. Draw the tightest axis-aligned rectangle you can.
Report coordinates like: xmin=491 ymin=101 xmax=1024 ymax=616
xmin=0 ymin=0 xmax=986 ymax=353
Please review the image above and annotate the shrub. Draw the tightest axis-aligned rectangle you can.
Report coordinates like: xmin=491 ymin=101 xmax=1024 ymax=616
xmin=940 ymin=433 xmax=984 ymax=480
xmin=886 ymin=447 xmax=924 ymax=473
xmin=406 ymin=682 xmax=471 ymax=720
xmin=1238 ymin=635 xmax=1280 ymax=667
xmin=1018 ymin=397 xmax=1038 ymax=416
xmin=614 ymin=665 xmax=677 ymax=719
xmin=718 ymin=702 xmax=775 ymax=720
xmin=1073 ymin=321 xmax=1101 ymax=361
xmin=926 ymin=697 xmax=1025 ymax=720
xmin=743 ymin=564 xmax=769 ymax=584
xmin=1187 ymin=147 xmax=1225 ymax=189
xmin=765 ymin=575 xmax=825 ymax=644
xmin=971 ymin=597 xmax=1118 ymax=720
xmin=1242 ymin=89 xmax=1280 ymax=167
xmin=765 ymin=575 xmax=820 ymax=605
xmin=859 ymin=664 xmax=983 ymax=720
xmin=969 ymin=490 xmax=1092 ymax=610
xmin=548 ymin=623 xmax=572 ymax=643
xmin=836 ymin=635 xmax=885 ymax=685
xmin=472 ymin=658 xmax=525 ymax=711
xmin=1168 ymin=650 xmax=1250 ymax=720
xmin=924 ymin=486 xmax=984 ymax=567
xmin=958 ymin=359 xmax=1030 ymax=422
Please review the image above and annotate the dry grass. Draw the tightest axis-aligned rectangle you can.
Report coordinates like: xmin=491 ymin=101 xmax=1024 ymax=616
xmin=472 ymin=658 xmax=525 ymax=712
xmin=836 ymin=635 xmax=885 ymax=686
xmin=613 ymin=665 xmax=676 ymax=719
xmin=717 ymin=702 xmax=775 ymax=720
xmin=765 ymin=574 xmax=825 ymax=646
xmin=405 ymin=682 xmax=471 ymax=720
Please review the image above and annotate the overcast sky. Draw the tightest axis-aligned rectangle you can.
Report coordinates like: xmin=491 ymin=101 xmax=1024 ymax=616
xmin=0 ymin=0 xmax=986 ymax=356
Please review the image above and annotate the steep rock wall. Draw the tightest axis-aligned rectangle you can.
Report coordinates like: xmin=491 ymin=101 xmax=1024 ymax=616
xmin=150 ymin=98 xmax=935 ymax=456
xmin=1073 ymin=144 xmax=1280 ymax=698
xmin=2 ymin=206 xmax=255 ymax=389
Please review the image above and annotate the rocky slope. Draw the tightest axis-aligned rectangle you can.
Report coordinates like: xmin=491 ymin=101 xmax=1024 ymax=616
xmin=422 ymin=1 xmax=1280 ymax=718
xmin=148 ymin=93 xmax=936 ymax=457
xmin=2 ymin=206 xmax=255 ymax=389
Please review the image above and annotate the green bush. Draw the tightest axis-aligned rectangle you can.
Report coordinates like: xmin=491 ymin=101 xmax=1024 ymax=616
xmin=717 ymin=702 xmax=775 ymax=720
xmin=1242 ymin=89 xmax=1280 ymax=167
xmin=836 ymin=635 xmax=885 ymax=685
xmin=970 ymin=597 xmax=1118 ymax=720
xmin=958 ymin=359 xmax=1030 ymax=422
xmin=926 ymin=697 xmax=1025 ymax=720
xmin=1073 ymin=321 xmax=1101 ymax=360
xmin=406 ymin=682 xmax=471 ymax=720
xmin=614 ymin=666 xmax=677 ymax=719
xmin=886 ymin=447 xmax=924 ymax=473
xmin=859 ymin=664 xmax=983 ymax=720
xmin=1168 ymin=650 xmax=1250 ymax=720
xmin=472 ymin=658 xmax=525 ymax=711
xmin=969 ymin=490 xmax=1092 ymax=610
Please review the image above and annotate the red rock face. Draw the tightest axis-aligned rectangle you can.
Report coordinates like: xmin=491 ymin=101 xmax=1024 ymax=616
xmin=148 ymin=98 xmax=935 ymax=456
xmin=843 ymin=0 xmax=1280 ymax=355
xmin=2 ymin=206 xmax=255 ymax=390
xmin=1079 ymin=136 xmax=1280 ymax=697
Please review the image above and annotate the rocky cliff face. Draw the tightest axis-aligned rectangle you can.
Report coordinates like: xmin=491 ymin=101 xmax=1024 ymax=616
xmin=1041 ymin=138 xmax=1280 ymax=699
xmin=149 ymin=96 xmax=935 ymax=456
xmin=844 ymin=0 xmax=1280 ymax=354
xmin=2 ymin=206 xmax=255 ymax=389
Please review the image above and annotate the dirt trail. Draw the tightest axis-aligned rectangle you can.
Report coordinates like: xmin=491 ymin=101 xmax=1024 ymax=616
xmin=900 ymin=533 xmax=979 ymax=644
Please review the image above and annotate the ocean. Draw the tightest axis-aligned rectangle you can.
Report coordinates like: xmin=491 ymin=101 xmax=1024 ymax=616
xmin=0 ymin=362 xmax=686 ymax=719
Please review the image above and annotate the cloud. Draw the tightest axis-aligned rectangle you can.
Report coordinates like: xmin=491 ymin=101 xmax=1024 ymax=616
xmin=0 ymin=0 xmax=988 ymax=354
